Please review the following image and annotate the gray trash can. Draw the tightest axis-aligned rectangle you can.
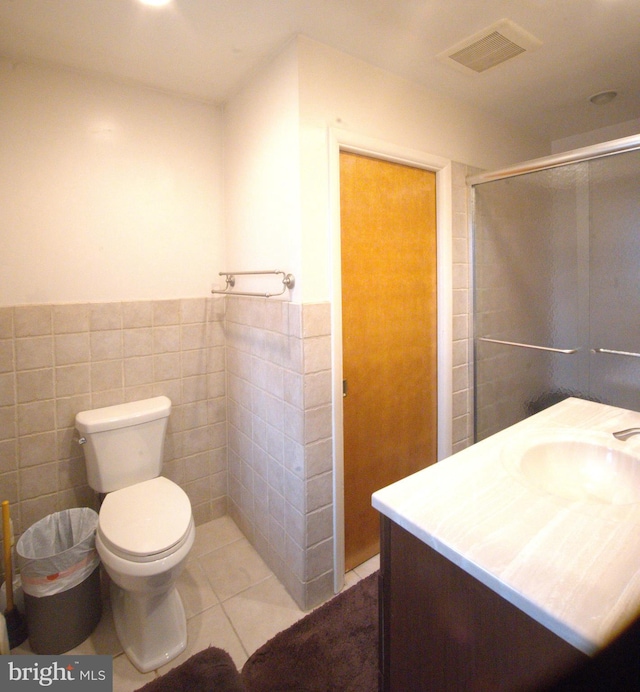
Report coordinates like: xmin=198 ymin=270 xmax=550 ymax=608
xmin=16 ymin=508 xmax=102 ymax=654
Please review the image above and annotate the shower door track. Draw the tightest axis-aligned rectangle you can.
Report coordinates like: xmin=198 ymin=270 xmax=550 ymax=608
xmin=467 ymin=134 xmax=640 ymax=184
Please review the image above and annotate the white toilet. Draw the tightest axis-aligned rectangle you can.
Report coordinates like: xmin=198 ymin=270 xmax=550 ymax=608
xmin=75 ymin=396 xmax=195 ymax=673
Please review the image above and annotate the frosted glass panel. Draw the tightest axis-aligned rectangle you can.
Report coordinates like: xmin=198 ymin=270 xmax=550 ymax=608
xmin=473 ymin=148 xmax=640 ymax=440
xmin=474 ymin=340 xmax=581 ymax=440
xmin=589 ymin=150 xmax=640 ymax=411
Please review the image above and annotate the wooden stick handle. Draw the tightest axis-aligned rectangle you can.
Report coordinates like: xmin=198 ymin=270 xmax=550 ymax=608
xmin=1 ymin=501 xmax=14 ymax=612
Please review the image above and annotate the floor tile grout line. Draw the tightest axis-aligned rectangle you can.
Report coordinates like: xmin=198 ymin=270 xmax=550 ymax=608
xmin=207 ymin=571 xmax=276 ymax=609
xmin=192 ymin=539 xmax=275 ymax=607
xmin=184 ymin=599 xmax=225 ymax=623
xmin=188 ymin=534 xmax=247 ymax=563
xmin=219 ymin=599 xmax=251 ymax=661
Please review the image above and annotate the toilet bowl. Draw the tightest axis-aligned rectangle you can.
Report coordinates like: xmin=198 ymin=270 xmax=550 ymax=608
xmin=97 ymin=477 xmax=195 ymax=672
xmin=75 ymin=397 xmax=195 ymax=673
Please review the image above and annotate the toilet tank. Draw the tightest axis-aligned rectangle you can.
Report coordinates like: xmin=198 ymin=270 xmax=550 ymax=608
xmin=75 ymin=396 xmax=171 ymax=493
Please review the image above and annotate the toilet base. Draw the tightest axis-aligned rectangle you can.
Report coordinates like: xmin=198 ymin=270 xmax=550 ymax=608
xmin=111 ymin=581 xmax=187 ymax=673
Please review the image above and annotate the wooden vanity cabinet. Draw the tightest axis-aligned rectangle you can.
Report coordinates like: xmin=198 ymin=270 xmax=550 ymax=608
xmin=379 ymin=516 xmax=587 ymax=691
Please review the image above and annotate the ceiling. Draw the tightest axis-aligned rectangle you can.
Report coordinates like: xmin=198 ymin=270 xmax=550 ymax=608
xmin=1 ymin=0 xmax=639 ymax=141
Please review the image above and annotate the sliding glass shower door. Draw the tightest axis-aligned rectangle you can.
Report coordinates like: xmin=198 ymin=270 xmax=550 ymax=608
xmin=588 ymin=152 xmax=640 ymax=410
xmin=472 ymin=146 xmax=640 ymax=441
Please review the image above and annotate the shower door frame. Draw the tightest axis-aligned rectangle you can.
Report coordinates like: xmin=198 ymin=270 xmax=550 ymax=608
xmin=467 ymin=134 xmax=640 ymax=186
xmin=469 ymin=133 xmax=640 ymax=441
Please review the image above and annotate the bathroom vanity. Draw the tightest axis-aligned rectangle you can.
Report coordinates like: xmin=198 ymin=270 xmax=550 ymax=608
xmin=373 ymin=398 xmax=640 ymax=691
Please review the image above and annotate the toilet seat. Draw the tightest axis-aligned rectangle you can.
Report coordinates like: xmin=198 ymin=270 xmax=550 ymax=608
xmin=98 ymin=477 xmax=192 ymax=563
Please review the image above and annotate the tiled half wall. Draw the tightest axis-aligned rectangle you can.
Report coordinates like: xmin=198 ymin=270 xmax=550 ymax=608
xmin=0 ymin=298 xmax=228 ymax=543
xmin=225 ymin=298 xmax=333 ymax=610
xmin=0 ymin=296 xmax=336 ymax=610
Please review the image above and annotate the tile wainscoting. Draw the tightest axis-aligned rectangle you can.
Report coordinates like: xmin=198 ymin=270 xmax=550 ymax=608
xmin=0 ymin=295 xmax=336 ymax=610
xmin=0 ymin=290 xmax=472 ymax=611
xmin=0 ymin=298 xmax=228 ymax=544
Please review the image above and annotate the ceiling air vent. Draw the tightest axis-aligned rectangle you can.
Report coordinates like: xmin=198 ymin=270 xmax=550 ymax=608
xmin=437 ymin=19 xmax=542 ymax=74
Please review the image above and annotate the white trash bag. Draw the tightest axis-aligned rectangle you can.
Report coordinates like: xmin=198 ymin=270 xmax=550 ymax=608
xmin=16 ymin=508 xmax=99 ymax=598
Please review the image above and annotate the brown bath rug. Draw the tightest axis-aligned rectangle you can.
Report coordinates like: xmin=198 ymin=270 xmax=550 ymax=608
xmin=241 ymin=571 xmax=379 ymax=692
xmin=135 ymin=646 xmax=245 ymax=692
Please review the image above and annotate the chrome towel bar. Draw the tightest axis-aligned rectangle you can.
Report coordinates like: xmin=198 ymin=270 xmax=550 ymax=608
xmin=592 ymin=347 xmax=640 ymax=359
xmin=478 ymin=339 xmax=640 ymax=359
xmin=211 ymin=270 xmax=295 ymax=298
xmin=477 ymin=337 xmax=579 ymax=354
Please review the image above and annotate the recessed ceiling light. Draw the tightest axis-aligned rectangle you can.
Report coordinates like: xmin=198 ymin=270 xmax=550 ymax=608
xmin=589 ymin=90 xmax=617 ymax=105
xmin=139 ymin=0 xmax=172 ymax=7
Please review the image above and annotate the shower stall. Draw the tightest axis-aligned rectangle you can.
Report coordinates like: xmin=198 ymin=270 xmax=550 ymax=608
xmin=470 ymin=135 xmax=640 ymax=441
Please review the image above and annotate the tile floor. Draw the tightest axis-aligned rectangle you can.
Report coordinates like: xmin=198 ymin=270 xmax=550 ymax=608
xmin=11 ymin=515 xmax=380 ymax=692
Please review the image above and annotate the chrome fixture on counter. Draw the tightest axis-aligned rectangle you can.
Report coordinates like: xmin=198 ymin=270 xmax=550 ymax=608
xmin=612 ymin=428 xmax=640 ymax=441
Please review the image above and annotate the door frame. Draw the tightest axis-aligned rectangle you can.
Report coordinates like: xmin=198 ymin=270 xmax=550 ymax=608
xmin=329 ymin=129 xmax=453 ymax=592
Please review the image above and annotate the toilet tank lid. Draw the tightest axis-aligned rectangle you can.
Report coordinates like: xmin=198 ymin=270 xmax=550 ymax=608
xmin=75 ymin=396 xmax=171 ymax=434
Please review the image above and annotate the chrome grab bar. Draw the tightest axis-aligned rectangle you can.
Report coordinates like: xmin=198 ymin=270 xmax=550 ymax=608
xmin=477 ymin=337 xmax=579 ymax=354
xmin=592 ymin=348 xmax=640 ymax=359
xmin=211 ymin=270 xmax=295 ymax=298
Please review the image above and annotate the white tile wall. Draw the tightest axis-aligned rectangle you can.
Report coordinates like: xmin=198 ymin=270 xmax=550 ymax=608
xmin=451 ymin=161 xmax=474 ymax=452
xmin=0 ymin=298 xmax=227 ymax=554
xmin=225 ymin=297 xmax=334 ymax=610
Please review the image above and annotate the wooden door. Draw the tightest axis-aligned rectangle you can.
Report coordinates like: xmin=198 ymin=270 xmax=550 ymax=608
xmin=340 ymin=151 xmax=438 ymax=570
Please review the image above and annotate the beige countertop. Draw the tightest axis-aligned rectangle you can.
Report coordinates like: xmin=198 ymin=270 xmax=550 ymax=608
xmin=372 ymin=397 xmax=640 ymax=654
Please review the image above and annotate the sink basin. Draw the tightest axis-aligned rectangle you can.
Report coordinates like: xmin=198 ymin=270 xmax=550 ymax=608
xmin=502 ymin=429 xmax=640 ymax=504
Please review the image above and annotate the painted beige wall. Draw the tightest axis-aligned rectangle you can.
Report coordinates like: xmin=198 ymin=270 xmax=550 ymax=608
xmin=2 ymin=33 xmax=545 ymax=308
xmin=3 ymin=41 xmax=627 ymax=308
xmin=0 ymin=58 xmax=224 ymax=307
xmin=222 ymin=40 xmax=303 ymax=300
xmin=552 ymin=117 xmax=640 ymax=153
xmin=298 ymin=37 xmax=547 ymax=169
xmin=223 ymin=37 xmax=549 ymax=303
